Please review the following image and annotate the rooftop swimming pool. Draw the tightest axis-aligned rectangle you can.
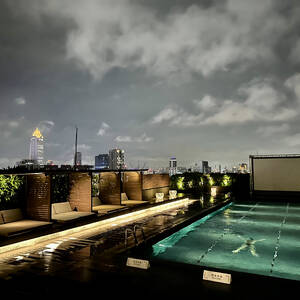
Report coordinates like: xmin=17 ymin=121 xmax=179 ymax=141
xmin=149 ymin=201 xmax=300 ymax=281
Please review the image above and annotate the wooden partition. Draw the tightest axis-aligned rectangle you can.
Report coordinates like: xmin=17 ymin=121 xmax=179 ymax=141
xmin=68 ymin=173 xmax=92 ymax=212
xmin=123 ymin=172 xmax=142 ymax=201
xmin=26 ymin=174 xmax=51 ymax=222
xmin=142 ymin=174 xmax=170 ymax=201
xmin=99 ymin=172 xmax=121 ymax=205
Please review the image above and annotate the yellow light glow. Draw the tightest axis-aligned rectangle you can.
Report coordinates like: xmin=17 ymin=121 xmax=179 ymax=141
xmin=32 ymin=127 xmax=43 ymax=139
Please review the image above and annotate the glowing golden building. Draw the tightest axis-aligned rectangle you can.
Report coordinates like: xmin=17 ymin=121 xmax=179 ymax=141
xmin=29 ymin=128 xmax=44 ymax=164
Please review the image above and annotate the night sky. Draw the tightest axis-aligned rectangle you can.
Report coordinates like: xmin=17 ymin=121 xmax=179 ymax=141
xmin=1 ymin=0 xmax=300 ymax=169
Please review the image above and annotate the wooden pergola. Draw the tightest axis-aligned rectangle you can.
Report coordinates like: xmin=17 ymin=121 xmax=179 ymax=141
xmin=0 ymin=169 xmax=170 ymax=222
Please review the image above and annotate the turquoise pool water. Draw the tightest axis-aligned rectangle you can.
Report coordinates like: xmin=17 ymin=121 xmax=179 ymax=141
xmin=151 ymin=201 xmax=300 ymax=281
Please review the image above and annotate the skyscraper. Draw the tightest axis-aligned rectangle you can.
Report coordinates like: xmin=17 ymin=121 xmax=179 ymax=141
xmin=169 ymin=157 xmax=177 ymax=176
xmin=95 ymin=154 xmax=109 ymax=169
xmin=109 ymin=148 xmax=125 ymax=169
xmin=202 ymin=161 xmax=211 ymax=174
xmin=75 ymin=152 xmax=82 ymax=165
xmin=29 ymin=128 xmax=44 ymax=165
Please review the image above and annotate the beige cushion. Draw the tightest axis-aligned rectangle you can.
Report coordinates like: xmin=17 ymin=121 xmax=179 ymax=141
xmin=122 ymin=200 xmax=147 ymax=206
xmin=0 ymin=220 xmax=51 ymax=237
xmin=52 ymin=202 xmax=72 ymax=214
xmin=93 ymin=204 xmax=125 ymax=213
xmin=52 ymin=211 xmax=94 ymax=222
xmin=121 ymin=193 xmax=128 ymax=201
xmin=92 ymin=197 xmax=101 ymax=206
xmin=2 ymin=208 xmax=23 ymax=223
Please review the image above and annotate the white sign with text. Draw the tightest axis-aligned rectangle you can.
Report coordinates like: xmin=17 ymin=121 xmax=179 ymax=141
xmin=203 ymin=270 xmax=232 ymax=284
xmin=126 ymin=257 xmax=150 ymax=269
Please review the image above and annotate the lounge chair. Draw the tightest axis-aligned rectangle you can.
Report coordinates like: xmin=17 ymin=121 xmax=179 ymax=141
xmin=51 ymin=202 xmax=94 ymax=223
xmin=121 ymin=193 xmax=147 ymax=206
xmin=92 ymin=197 xmax=126 ymax=215
xmin=0 ymin=208 xmax=52 ymax=237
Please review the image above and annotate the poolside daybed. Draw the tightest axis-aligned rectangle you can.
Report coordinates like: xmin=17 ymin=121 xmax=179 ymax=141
xmin=52 ymin=202 xmax=94 ymax=223
xmin=0 ymin=208 xmax=52 ymax=237
xmin=121 ymin=193 xmax=147 ymax=206
xmin=92 ymin=197 xmax=127 ymax=215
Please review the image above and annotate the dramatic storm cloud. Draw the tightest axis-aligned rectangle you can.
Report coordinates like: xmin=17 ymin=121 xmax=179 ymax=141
xmin=0 ymin=0 xmax=300 ymax=169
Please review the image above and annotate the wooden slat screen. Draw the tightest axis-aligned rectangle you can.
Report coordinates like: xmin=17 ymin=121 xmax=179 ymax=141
xmin=142 ymin=174 xmax=170 ymax=190
xmin=142 ymin=174 xmax=170 ymax=202
xmin=99 ymin=172 xmax=121 ymax=205
xmin=69 ymin=173 xmax=92 ymax=212
xmin=26 ymin=174 xmax=51 ymax=222
xmin=123 ymin=172 xmax=142 ymax=201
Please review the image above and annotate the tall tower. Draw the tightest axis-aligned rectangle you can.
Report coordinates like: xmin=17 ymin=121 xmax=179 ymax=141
xmin=169 ymin=157 xmax=177 ymax=176
xmin=29 ymin=128 xmax=44 ymax=164
xmin=109 ymin=149 xmax=125 ymax=169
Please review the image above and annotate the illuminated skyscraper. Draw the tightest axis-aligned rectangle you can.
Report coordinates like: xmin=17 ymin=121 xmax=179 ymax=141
xmin=109 ymin=148 xmax=125 ymax=169
xmin=29 ymin=128 xmax=44 ymax=165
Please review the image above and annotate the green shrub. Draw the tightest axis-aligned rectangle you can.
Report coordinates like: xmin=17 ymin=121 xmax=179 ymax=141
xmin=92 ymin=174 xmax=100 ymax=197
xmin=170 ymin=172 xmax=247 ymax=196
xmin=0 ymin=175 xmax=25 ymax=209
xmin=52 ymin=174 xmax=70 ymax=203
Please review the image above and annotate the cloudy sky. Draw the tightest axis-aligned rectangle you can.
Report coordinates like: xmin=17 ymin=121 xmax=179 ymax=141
xmin=1 ymin=0 xmax=300 ymax=169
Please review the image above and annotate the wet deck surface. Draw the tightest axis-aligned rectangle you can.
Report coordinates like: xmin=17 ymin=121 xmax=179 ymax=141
xmin=0 ymin=195 xmax=232 ymax=297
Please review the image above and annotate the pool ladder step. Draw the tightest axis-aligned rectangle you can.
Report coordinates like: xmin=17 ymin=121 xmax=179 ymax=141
xmin=124 ymin=225 xmax=145 ymax=247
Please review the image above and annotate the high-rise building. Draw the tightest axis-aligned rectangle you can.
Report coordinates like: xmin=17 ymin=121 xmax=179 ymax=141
xmin=95 ymin=154 xmax=109 ymax=170
xmin=202 ymin=161 xmax=211 ymax=174
xmin=75 ymin=152 xmax=82 ymax=165
xmin=109 ymin=148 xmax=125 ymax=169
xmin=169 ymin=157 xmax=177 ymax=176
xmin=29 ymin=128 xmax=44 ymax=165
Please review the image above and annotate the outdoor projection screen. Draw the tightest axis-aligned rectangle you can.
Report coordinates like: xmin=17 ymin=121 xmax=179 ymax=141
xmin=252 ymin=156 xmax=300 ymax=192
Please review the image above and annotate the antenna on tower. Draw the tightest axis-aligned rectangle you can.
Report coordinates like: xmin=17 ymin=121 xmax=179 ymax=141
xmin=74 ymin=126 xmax=78 ymax=167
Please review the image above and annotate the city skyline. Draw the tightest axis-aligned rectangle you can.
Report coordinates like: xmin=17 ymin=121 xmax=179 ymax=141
xmin=17 ymin=126 xmax=249 ymax=172
xmin=1 ymin=1 xmax=300 ymax=169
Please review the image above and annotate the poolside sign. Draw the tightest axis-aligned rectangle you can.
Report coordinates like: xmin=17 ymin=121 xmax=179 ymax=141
xmin=126 ymin=257 xmax=150 ymax=270
xmin=203 ymin=270 xmax=232 ymax=285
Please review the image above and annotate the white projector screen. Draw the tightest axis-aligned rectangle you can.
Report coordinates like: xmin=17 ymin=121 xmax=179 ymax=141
xmin=253 ymin=157 xmax=300 ymax=192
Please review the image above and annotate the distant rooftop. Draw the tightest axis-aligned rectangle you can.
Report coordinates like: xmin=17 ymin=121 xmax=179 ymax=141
xmin=250 ymin=154 xmax=300 ymax=159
